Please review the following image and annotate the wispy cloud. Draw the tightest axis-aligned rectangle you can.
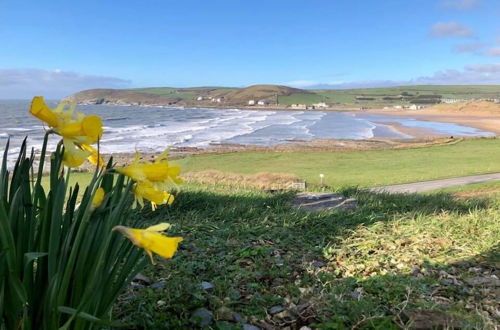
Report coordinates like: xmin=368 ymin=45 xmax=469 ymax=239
xmin=415 ymin=63 xmax=500 ymax=84
xmin=287 ymin=63 xmax=500 ymax=89
xmin=440 ymin=0 xmax=481 ymax=10
xmin=430 ymin=22 xmax=474 ymax=38
xmin=0 ymin=68 xmax=131 ymax=99
xmin=453 ymin=42 xmax=485 ymax=53
xmin=486 ymin=47 xmax=500 ymax=56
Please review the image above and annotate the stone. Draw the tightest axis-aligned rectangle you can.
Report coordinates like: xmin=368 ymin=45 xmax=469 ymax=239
xmin=200 ymin=281 xmax=214 ymax=290
xmin=299 ymin=327 xmax=312 ymax=330
xmin=133 ymin=273 xmax=151 ymax=284
xmin=269 ymin=305 xmax=284 ymax=315
xmin=311 ymin=261 xmax=325 ymax=268
xmin=191 ymin=308 xmax=213 ymax=327
xmin=130 ymin=282 xmax=145 ymax=289
xmin=243 ymin=324 xmax=261 ymax=330
xmin=292 ymin=192 xmax=358 ymax=212
xmin=150 ymin=281 xmax=167 ymax=290
xmin=232 ymin=313 xmax=246 ymax=323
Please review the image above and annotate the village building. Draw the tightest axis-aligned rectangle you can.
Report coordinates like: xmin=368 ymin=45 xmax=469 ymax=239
xmin=290 ymin=104 xmax=306 ymax=109
xmin=312 ymin=102 xmax=328 ymax=109
xmin=257 ymin=100 xmax=268 ymax=106
xmin=248 ymin=100 xmax=256 ymax=105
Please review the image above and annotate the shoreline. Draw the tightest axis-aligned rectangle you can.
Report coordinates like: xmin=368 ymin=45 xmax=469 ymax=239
xmin=79 ymin=102 xmax=500 ymax=135
xmin=367 ymin=109 xmax=500 ymax=135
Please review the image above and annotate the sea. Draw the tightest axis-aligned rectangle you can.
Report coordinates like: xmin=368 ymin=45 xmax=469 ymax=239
xmin=0 ymin=100 xmax=495 ymax=164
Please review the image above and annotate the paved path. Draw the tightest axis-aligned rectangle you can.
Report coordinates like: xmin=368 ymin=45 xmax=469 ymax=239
xmin=369 ymin=173 xmax=500 ymax=194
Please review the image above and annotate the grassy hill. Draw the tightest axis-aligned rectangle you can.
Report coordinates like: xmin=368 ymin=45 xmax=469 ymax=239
xmin=66 ymin=84 xmax=500 ymax=108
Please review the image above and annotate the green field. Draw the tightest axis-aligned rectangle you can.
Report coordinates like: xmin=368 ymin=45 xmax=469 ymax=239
xmin=278 ymin=85 xmax=500 ymax=107
xmin=43 ymin=138 xmax=500 ymax=328
xmin=70 ymin=84 xmax=500 ymax=108
xmin=178 ymin=138 xmax=500 ymax=188
xmin=113 ymin=182 xmax=499 ymax=328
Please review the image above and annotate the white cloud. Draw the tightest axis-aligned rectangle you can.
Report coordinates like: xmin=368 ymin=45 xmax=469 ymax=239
xmin=440 ymin=0 xmax=481 ymax=10
xmin=0 ymin=68 xmax=131 ymax=99
xmin=430 ymin=22 xmax=474 ymax=38
xmin=287 ymin=63 xmax=500 ymax=89
xmin=453 ymin=42 xmax=485 ymax=53
xmin=415 ymin=64 xmax=500 ymax=84
xmin=486 ymin=47 xmax=500 ymax=56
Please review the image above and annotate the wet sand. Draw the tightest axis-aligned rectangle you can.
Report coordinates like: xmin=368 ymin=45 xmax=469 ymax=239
xmin=367 ymin=108 xmax=500 ymax=135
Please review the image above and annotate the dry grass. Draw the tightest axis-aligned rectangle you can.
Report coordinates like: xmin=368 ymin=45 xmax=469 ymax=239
xmin=182 ymin=170 xmax=303 ymax=190
xmin=426 ymin=101 xmax=500 ymax=114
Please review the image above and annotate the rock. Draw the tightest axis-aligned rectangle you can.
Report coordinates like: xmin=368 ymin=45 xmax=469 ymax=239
xmin=296 ymin=302 xmax=311 ymax=312
xmin=157 ymin=300 xmax=166 ymax=306
xmin=311 ymin=261 xmax=325 ymax=268
xmin=200 ymin=281 xmax=214 ymax=291
xmin=215 ymin=307 xmax=233 ymax=321
xmin=269 ymin=305 xmax=284 ymax=315
xmin=299 ymin=327 xmax=312 ymax=330
xmin=190 ymin=308 xmax=213 ymax=327
xmin=350 ymin=287 xmax=364 ymax=300
xmin=133 ymin=273 xmax=151 ymax=284
xmin=150 ymin=281 xmax=167 ymax=290
xmin=232 ymin=313 xmax=246 ymax=323
xmin=465 ymin=276 xmax=500 ymax=286
xmin=292 ymin=192 xmax=358 ymax=212
xmin=243 ymin=324 xmax=261 ymax=330
xmin=130 ymin=282 xmax=145 ymax=289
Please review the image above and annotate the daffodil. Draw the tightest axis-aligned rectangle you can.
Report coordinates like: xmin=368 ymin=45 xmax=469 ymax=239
xmin=112 ymin=223 xmax=182 ymax=264
xmin=91 ymin=187 xmax=105 ymax=209
xmin=133 ymin=181 xmax=174 ymax=210
xmin=116 ymin=150 xmax=182 ymax=186
xmin=30 ymin=96 xmax=104 ymax=168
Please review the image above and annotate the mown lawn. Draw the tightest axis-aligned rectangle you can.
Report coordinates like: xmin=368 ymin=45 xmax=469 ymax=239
xmin=113 ymin=183 xmax=499 ymax=329
xmin=178 ymin=138 xmax=500 ymax=187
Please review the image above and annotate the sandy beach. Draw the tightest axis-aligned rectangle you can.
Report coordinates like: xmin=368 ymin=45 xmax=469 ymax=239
xmin=366 ymin=102 xmax=500 ymax=135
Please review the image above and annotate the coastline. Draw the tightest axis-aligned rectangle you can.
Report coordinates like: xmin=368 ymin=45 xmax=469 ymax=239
xmin=79 ymin=101 xmax=500 ymax=136
xmin=366 ymin=109 xmax=500 ymax=135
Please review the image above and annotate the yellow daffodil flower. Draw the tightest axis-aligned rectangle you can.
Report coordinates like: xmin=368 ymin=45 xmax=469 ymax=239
xmin=91 ymin=187 xmax=105 ymax=209
xmin=112 ymin=223 xmax=182 ymax=264
xmin=30 ymin=96 xmax=104 ymax=168
xmin=133 ymin=181 xmax=174 ymax=210
xmin=80 ymin=144 xmax=105 ymax=167
xmin=116 ymin=150 xmax=183 ymax=185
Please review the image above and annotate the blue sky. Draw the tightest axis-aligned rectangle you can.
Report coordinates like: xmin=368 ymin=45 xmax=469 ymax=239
xmin=1 ymin=0 xmax=499 ymax=98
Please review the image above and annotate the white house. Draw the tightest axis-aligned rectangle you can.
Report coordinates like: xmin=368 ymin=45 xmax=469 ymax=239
xmin=257 ymin=100 xmax=267 ymax=106
xmin=248 ymin=100 xmax=256 ymax=105
xmin=313 ymin=102 xmax=328 ymax=109
xmin=196 ymin=96 xmax=204 ymax=101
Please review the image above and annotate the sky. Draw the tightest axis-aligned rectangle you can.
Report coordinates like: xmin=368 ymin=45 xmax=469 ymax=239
xmin=1 ymin=0 xmax=500 ymax=98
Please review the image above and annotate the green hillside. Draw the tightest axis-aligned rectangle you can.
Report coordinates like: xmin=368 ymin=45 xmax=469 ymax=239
xmin=67 ymin=84 xmax=500 ymax=108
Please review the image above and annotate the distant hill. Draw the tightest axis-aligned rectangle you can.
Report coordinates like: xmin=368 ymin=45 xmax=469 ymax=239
xmin=66 ymin=84 xmax=500 ymax=109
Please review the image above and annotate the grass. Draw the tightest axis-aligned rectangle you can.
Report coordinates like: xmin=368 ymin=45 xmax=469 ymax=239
xmin=178 ymin=138 xmax=500 ymax=188
xmin=49 ymin=141 xmax=500 ymax=328
xmin=112 ymin=184 xmax=499 ymax=329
